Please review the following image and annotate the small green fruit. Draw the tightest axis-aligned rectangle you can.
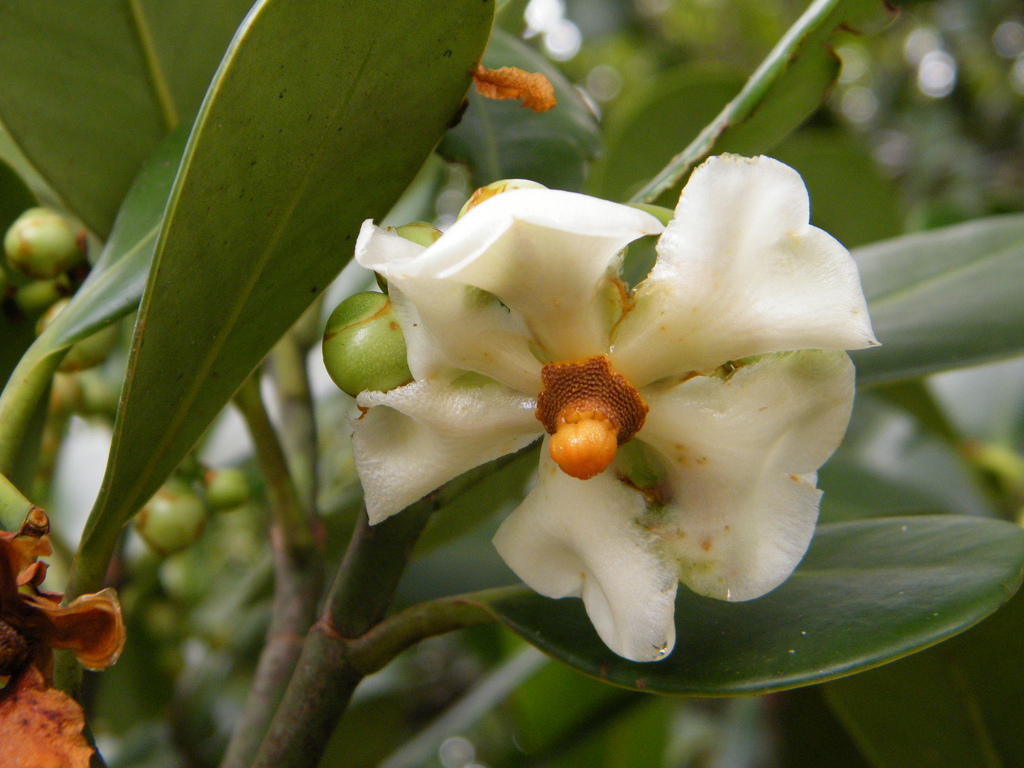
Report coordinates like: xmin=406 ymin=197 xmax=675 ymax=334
xmin=204 ymin=467 xmax=251 ymax=512
xmin=134 ymin=480 xmax=207 ymax=556
xmin=322 ymin=291 xmax=412 ymax=397
xmin=4 ymin=207 xmax=84 ymax=279
xmin=394 ymin=221 xmax=443 ymax=247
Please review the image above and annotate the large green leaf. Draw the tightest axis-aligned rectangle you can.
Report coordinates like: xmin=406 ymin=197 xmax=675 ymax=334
xmin=440 ymin=29 xmax=600 ymax=192
xmin=0 ymin=0 xmax=254 ymax=235
xmin=474 ymin=516 xmax=1024 ymax=695
xmin=825 ymin=587 xmax=1024 ymax=768
xmin=67 ymin=0 xmax=494 ymax=599
xmin=0 ymin=130 xmax=185 ymax=481
xmin=630 ymin=0 xmax=892 ymax=205
xmin=852 ymin=215 xmax=1024 ymax=386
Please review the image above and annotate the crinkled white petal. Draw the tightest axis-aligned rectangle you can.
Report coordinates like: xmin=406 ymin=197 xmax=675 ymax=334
xmin=493 ymin=442 xmax=678 ymax=662
xmin=355 ymin=221 xmax=543 ymax=392
xmin=637 ymin=350 xmax=855 ymax=602
xmin=612 ymin=155 xmax=877 ymax=387
xmin=389 ymin=189 xmax=664 ymax=363
xmin=352 ymin=380 xmax=543 ymax=523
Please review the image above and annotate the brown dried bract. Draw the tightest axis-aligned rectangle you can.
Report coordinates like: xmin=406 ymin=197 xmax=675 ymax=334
xmin=473 ymin=66 xmax=557 ymax=113
xmin=1 ymin=510 xmax=125 ymax=682
xmin=0 ymin=665 xmax=95 ymax=768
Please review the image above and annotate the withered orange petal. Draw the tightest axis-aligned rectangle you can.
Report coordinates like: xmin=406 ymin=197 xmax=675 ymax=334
xmin=16 ymin=560 xmax=49 ymax=589
xmin=0 ymin=664 xmax=95 ymax=768
xmin=29 ymin=588 xmax=126 ymax=670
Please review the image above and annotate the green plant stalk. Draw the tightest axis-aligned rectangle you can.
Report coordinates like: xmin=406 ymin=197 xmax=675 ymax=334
xmin=628 ymin=0 xmax=844 ymax=205
xmin=249 ymin=506 xmax=432 ymax=768
xmin=268 ymin=331 xmax=318 ymax=514
xmin=249 ymin=452 xmax=525 ymax=768
xmin=0 ymin=345 xmax=66 ymax=484
xmin=220 ymin=373 xmax=323 ymax=768
xmin=232 ymin=376 xmax=314 ymax=551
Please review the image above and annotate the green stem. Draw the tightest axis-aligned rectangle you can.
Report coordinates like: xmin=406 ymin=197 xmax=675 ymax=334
xmin=232 ymin=376 xmax=313 ymax=551
xmin=268 ymin=333 xmax=318 ymax=514
xmin=249 ymin=450 xmax=523 ymax=768
xmin=250 ymin=505 xmax=431 ymax=768
xmin=628 ymin=0 xmax=843 ymax=204
xmin=0 ymin=347 xmax=65 ymax=484
xmin=220 ymin=373 xmax=324 ymax=768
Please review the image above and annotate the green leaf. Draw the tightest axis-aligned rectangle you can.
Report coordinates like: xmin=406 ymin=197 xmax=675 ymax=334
xmin=475 ymin=516 xmax=1024 ymax=695
xmin=629 ymin=0 xmax=892 ymax=205
xmin=0 ymin=0 xmax=254 ymax=235
xmin=440 ymin=29 xmax=600 ymax=192
xmin=0 ymin=129 xmax=185 ymax=480
xmin=67 ymin=0 xmax=494 ymax=600
xmin=824 ymin=587 xmax=1024 ymax=768
xmin=852 ymin=215 xmax=1024 ymax=386
xmin=818 ymin=394 xmax=992 ymax=523
xmin=769 ymin=129 xmax=903 ymax=249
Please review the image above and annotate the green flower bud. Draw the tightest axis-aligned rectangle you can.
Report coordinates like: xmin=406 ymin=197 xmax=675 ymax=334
xmin=36 ymin=298 xmax=120 ymax=372
xmin=203 ymin=467 xmax=251 ymax=512
xmin=134 ymin=480 xmax=207 ymax=556
xmin=394 ymin=221 xmax=443 ymax=247
xmin=458 ymin=179 xmax=547 ymax=219
xmin=322 ymin=291 xmax=412 ymax=397
xmin=4 ymin=207 xmax=84 ymax=280
xmin=13 ymin=277 xmax=65 ymax=317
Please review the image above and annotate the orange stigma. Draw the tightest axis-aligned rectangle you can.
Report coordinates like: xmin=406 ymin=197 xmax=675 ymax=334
xmin=536 ymin=356 xmax=648 ymax=480
xmin=548 ymin=412 xmax=619 ymax=480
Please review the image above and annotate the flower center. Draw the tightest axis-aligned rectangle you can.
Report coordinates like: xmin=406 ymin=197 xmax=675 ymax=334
xmin=536 ymin=355 xmax=648 ymax=480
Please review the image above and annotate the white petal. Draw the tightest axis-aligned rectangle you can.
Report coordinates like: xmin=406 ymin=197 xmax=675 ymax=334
xmin=493 ymin=442 xmax=678 ymax=662
xmin=352 ymin=380 xmax=542 ymax=523
xmin=355 ymin=220 xmax=543 ymax=392
xmin=390 ymin=189 xmax=663 ymax=363
xmin=637 ymin=350 xmax=855 ymax=602
xmin=612 ymin=155 xmax=877 ymax=387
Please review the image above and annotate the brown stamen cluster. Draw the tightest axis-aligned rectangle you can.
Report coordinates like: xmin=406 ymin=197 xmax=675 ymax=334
xmin=536 ymin=355 xmax=648 ymax=480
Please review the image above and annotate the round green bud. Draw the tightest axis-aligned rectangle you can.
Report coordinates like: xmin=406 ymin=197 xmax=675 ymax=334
xmin=134 ymin=480 xmax=207 ymax=556
xmin=203 ymin=467 xmax=251 ymax=512
xmin=394 ymin=221 xmax=443 ymax=247
xmin=322 ymin=291 xmax=412 ymax=397
xmin=4 ymin=207 xmax=84 ymax=280
xmin=13 ymin=278 xmax=64 ymax=317
xmin=458 ymin=179 xmax=547 ymax=219
xmin=36 ymin=298 xmax=120 ymax=372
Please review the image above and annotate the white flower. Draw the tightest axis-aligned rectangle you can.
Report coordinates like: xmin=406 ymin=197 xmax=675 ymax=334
xmin=349 ymin=155 xmax=877 ymax=662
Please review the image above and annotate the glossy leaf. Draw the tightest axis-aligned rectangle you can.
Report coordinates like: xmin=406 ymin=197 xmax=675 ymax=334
xmin=68 ymin=0 xmax=494 ymax=599
xmin=440 ymin=29 xmax=601 ymax=192
xmin=475 ymin=516 xmax=1024 ymax=695
xmin=818 ymin=394 xmax=992 ymax=524
xmin=825 ymin=587 xmax=1024 ymax=768
xmin=852 ymin=215 xmax=1024 ymax=386
xmin=0 ymin=0 xmax=254 ymax=235
xmin=630 ymin=0 xmax=892 ymax=205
